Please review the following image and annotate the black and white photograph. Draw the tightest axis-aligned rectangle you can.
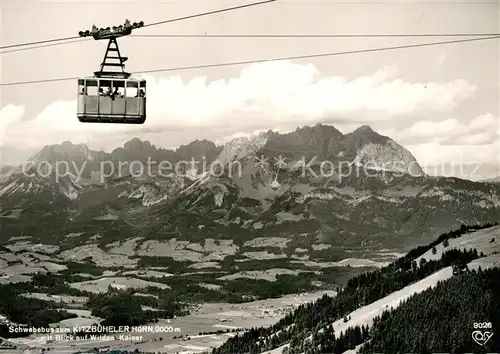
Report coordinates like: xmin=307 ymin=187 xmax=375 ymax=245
xmin=0 ymin=0 xmax=499 ymax=353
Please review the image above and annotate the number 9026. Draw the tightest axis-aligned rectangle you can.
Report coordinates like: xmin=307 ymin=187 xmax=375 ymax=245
xmin=473 ymin=322 xmax=492 ymax=329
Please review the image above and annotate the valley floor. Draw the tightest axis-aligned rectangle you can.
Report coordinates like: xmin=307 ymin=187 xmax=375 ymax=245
xmin=4 ymin=290 xmax=336 ymax=354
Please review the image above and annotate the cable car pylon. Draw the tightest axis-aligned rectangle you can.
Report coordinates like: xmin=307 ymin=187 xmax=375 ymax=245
xmin=97 ymin=36 xmax=129 ymax=78
xmin=79 ymin=20 xmax=144 ymax=78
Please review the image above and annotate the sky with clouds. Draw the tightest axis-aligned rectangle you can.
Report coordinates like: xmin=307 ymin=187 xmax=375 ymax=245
xmin=0 ymin=0 xmax=498 ymax=180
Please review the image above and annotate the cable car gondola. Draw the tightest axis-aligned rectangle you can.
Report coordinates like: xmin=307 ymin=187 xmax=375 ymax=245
xmin=77 ymin=20 xmax=147 ymax=124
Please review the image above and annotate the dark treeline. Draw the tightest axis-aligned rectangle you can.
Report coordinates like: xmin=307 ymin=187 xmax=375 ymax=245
xmin=394 ymin=222 xmax=497 ymax=272
xmin=213 ymin=222 xmax=495 ymax=354
xmin=0 ymin=281 xmax=78 ymax=338
xmin=0 ymin=274 xmax=178 ymax=337
xmin=87 ymin=288 xmax=187 ymax=327
xmin=288 ymin=323 xmax=370 ymax=354
xmin=0 ymin=271 xmax=97 ymax=337
xmin=30 ymin=272 xmax=93 ymax=296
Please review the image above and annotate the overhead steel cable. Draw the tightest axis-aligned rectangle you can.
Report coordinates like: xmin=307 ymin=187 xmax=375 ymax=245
xmin=142 ymin=0 xmax=276 ymax=28
xmin=132 ymin=33 xmax=500 ymax=38
xmin=0 ymin=35 xmax=82 ymax=51
xmin=2 ymin=31 xmax=499 ymax=55
xmin=0 ymin=35 xmax=498 ymax=87
xmin=0 ymin=0 xmax=277 ymax=51
xmin=0 ymin=38 xmax=91 ymax=54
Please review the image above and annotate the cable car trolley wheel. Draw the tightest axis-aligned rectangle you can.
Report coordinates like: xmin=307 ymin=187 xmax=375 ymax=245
xmin=76 ymin=20 xmax=147 ymax=124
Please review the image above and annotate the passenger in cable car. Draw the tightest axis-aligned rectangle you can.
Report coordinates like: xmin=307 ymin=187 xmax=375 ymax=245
xmin=99 ymin=88 xmax=105 ymax=96
xmin=80 ymin=88 xmax=86 ymax=95
xmin=106 ymin=87 xmax=113 ymax=96
xmin=136 ymin=89 xmax=145 ymax=97
xmin=111 ymin=87 xmax=122 ymax=100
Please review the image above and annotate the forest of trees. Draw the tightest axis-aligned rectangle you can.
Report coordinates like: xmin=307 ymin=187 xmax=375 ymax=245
xmin=0 ymin=280 xmax=78 ymax=338
xmin=86 ymin=290 xmax=186 ymax=327
xmin=213 ymin=222 xmax=496 ymax=354
xmin=359 ymin=267 xmax=500 ymax=353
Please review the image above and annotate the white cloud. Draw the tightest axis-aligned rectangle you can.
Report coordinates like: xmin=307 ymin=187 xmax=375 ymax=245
xmin=0 ymin=105 xmax=25 ymax=145
xmin=381 ymin=113 xmax=500 ymax=145
xmin=446 ymin=132 xmax=496 ymax=146
xmin=409 ymin=139 xmax=500 ymax=180
xmin=1 ymin=61 xmax=477 ymax=151
xmin=380 ymin=113 xmax=499 ymax=176
xmin=468 ymin=113 xmax=498 ymax=130
xmin=410 ymin=141 xmax=499 ymax=166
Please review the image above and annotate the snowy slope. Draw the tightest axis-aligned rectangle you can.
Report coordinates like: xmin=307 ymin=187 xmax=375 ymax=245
xmin=332 ymin=253 xmax=500 ymax=354
xmin=415 ymin=225 xmax=500 ymax=264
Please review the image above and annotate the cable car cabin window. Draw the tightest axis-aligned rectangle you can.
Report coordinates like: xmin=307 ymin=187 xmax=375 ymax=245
xmin=113 ymin=81 xmax=124 ymax=98
xmin=98 ymin=79 xmax=112 ymax=97
xmin=77 ymin=79 xmax=86 ymax=116
xmin=79 ymin=79 xmax=99 ymax=115
xmin=78 ymin=79 xmax=85 ymax=95
xmin=84 ymin=79 xmax=98 ymax=96
xmin=126 ymin=80 xmax=138 ymax=97
xmin=139 ymin=80 xmax=146 ymax=96
xmin=95 ymin=79 xmax=125 ymax=99
xmin=115 ymin=86 xmax=125 ymax=98
xmin=111 ymin=80 xmax=125 ymax=98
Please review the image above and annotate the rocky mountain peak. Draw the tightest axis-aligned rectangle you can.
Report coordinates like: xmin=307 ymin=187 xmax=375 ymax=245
xmin=290 ymin=123 xmax=344 ymax=143
xmin=176 ymin=139 xmax=222 ymax=163
xmin=353 ymin=124 xmax=375 ymax=134
xmin=346 ymin=124 xmax=389 ymax=147
xmin=217 ymin=134 xmax=268 ymax=166
xmin=214 ymin=123 xmax=424 ymax=178
xmin=344 ymin=126 xmax=424 ymax=176
xmin=30 ymin=141 xmax=93 ymax=163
